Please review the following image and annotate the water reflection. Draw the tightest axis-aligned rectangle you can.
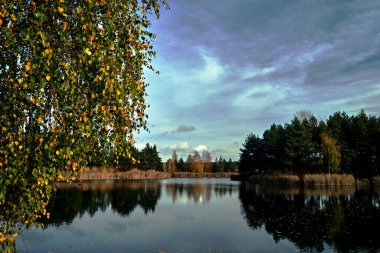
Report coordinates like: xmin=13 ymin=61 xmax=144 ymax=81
xmin=42 ymin=180 xmax=161 ymax=227
xmin=43 ymin=179 xmax=239 ymax=227
xmin=165 ymin=181 xmax=237 ymax=203
xmin=239 ymin=183 xmax=380 ymax=252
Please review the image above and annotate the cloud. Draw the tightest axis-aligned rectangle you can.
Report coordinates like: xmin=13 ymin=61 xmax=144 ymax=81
xmin=138 ymin=0 xmax=380 ymax=162
xmin=198 ymin=53 xmax=224 ymax=83
xmin=176 ymin=125 xmax=196 ymax=133
xmin=135 ymin=143 xmax=147 ymax=151
xmin=161 ymin=125 xmax=196 ymax=135
xmin=170 ymin=142 xmax=192 ymax=151
xmin=194 ymin=145 xmax=208 ymax=152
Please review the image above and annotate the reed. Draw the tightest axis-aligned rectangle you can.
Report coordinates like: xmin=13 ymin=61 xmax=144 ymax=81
xmin=250 ymin=174 xmax=300 ymax=185
xmin=303 ymin=174 xmax=355 ymax=186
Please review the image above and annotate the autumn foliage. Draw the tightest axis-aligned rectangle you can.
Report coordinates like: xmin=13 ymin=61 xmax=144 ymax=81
xmin=0 ymin=0 xmax=167 ymax=249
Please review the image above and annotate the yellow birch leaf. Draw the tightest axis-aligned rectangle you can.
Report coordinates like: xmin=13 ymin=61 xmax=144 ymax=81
xmin=85 ymin=48 xmax=92 ymax=55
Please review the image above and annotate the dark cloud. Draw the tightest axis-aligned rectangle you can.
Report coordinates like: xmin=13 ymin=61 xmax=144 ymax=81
xmin=140 ymin=0 xmax=380 ymax=161
xmin=158 ymin=0 xmax=380 ymax=87
xmin=176 ymin=125 xmax=196 ymax=133
xmin=161 ymin=125 xmax=197 ymax=135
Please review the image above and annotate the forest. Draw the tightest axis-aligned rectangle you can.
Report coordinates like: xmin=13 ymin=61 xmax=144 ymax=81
xmin=238 ymin=110 xmax=380 ymax=178
xmin=164 ymin=150 xmax=237 ymax=173
xmin=88 ymin=143 xmax=237 ymax=173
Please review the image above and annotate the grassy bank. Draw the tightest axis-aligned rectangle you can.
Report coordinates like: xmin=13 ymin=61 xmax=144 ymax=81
xmin=79 ymin=167 xmax=171 ymax=180
xmin=78 ymin=167 xmax=237 ymax=180
xmin=248 ymin=173 xmax=375 ymax=186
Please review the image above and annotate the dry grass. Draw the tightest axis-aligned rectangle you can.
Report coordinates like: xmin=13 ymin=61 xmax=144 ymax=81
xmin=250 ymin=174 xmax=300 ymax=185
xmin=304 ymin=174 xmax=356 ymax=186
xmin=78 ymin=167 xmax=236 ymax=180
xmin=79 ymin=167 xmax=172 ymax=180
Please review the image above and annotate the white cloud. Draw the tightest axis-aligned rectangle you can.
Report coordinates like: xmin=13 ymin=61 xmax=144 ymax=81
xmin=135 ymin=143 xmax=147 ymax=150
xmin=170 ymin=142 xmax=192 ymax=151
xmin=198 ymin=54 xmax=224 ymax=83
xmin=194 ymin=145 xmax=208 ymax=152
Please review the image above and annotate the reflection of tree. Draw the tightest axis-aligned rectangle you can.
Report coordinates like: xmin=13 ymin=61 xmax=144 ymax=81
xmin=239 ymin=183 xmax=380 ymax=252
xmin=165 ymin=182 xmax=238 ymax=204
xmin=166 ymin=183 xmax=211 ymax=203
xmin=41 ymin=181 xmax=161 ymax=227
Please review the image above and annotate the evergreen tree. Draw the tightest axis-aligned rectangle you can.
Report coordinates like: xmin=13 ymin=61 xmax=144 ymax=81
xmin=177 ymin=157 xmax=185 ymax=172
xmin=284 ymin=116 xmax=315 ymax=175
xmin=139 ymin=144 xmax=162 ymax=171
xmin=263 ymin=124 xmax=286 ymax=171
xmin=238 ymin=134 xmax=265 ymax=174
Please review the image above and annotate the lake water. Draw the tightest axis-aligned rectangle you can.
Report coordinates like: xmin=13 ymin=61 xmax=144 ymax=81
xmin=16 ymin=178 xmax=380 ymax=253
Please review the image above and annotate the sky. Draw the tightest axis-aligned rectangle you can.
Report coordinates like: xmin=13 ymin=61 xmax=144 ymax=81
xmin=135 ymin=0 xmax=380 ymax=161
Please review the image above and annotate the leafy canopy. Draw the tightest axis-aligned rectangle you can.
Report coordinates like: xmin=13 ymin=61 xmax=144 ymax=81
xmin=0 ymin=0 xmax=167 ymax=248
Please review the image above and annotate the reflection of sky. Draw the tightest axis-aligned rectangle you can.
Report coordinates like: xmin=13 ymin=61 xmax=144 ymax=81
xmin=16 ymin=179 xmax=299 ymax=253
xmin=161 ymin=178 xmax=240 ymax=205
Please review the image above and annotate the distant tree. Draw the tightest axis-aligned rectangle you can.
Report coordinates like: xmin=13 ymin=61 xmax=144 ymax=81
xmin=152 ymin=145 xmax=163 ymax=171
xmin=295 ymin=110 xmax=314 ymax=122
xmin=185 ymin=154 xmax=192 ymax=172
xmin=212 ymin=158 xmax=219 ymax=172
xmin=202 ymin=150 xmax=212 ymax=173
xmin=166 ymin=150 xmax=178 ymax=172
xmin=320 ymin=133 xmax=341 ymax=174
xmin=225 ymin=158 xmax=231 ymax=172
xmin=217 ymin=156 xmax=226 ymax=172
xmin=177 ymin=157 xmax=185 ymax=172
xmin=139 ymin=144 xmax=162 ymax=171
xmin=190 ymin=151 xmax=203 ymax=173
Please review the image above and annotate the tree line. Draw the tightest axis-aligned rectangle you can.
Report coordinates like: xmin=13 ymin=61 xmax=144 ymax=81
xmin=89 ymin=144 xmax=238 ymax=173
xmin=164 ymin=150 xmax=237 ymax=173
xmin=239 ymin=110 xmax=380 ymax=178
xmin=88 ymin=143 xmax=164 ymax=171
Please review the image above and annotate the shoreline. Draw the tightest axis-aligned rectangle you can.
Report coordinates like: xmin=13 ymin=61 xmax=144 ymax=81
xmin=247 ymin=173 xmax=380 ymax=186
xmin=76 ymin=167 xmax=380 ymax=186
xmin=78 ymin=167 xmax=238 ymax=180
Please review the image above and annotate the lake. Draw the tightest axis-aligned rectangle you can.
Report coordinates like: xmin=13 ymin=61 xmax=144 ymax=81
xmin=16 ymin=178 xmax=380 ymax=253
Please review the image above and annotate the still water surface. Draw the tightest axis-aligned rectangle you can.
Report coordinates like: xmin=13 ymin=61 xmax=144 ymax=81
xmin=16 ymin=178 xmax=380 ymax=252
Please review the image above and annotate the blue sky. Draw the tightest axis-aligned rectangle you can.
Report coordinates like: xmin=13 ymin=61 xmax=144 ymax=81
xmin=136 ymin=0 xmax=380 ymax=161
